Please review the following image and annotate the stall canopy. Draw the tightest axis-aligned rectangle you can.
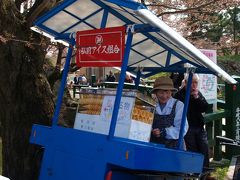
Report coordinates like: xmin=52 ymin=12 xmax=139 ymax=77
xmin=31 ymin=0 xmax=237 ymax=84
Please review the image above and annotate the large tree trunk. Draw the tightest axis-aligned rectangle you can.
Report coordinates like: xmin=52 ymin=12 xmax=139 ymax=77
xmin=0 ymin=1 xmax=54 ymax=179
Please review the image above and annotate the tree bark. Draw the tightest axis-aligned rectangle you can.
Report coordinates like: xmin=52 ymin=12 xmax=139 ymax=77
xmin=0 ymin=1 xmax=54 ymax=179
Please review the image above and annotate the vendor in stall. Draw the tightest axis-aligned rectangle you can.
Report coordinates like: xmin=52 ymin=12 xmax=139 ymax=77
xmin=150 ymin=76 xmax=188 ymax=148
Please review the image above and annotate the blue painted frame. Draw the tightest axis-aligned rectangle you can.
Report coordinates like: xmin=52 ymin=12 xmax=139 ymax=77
xmin=29 ymin=0 xmax=210 ymax=179
xmin=108 ymin=30 xmax=133 ymax=139
xmin=177 ymin=70 xmax=193 ymax=150
xmin=30 ymin=27 xmax=204 ymax=179
xmin=30 ymin=125 xmax=203 ymax=180
xmin=52 ymin=36 xmax=75 ymax=126
xmin=32 ymin=0 xmax=216 ymax=78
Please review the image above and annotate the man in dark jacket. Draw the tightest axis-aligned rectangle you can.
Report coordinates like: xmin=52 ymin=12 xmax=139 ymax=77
xmin=174 ymin=74 xmax=209 ymax=168
xmin=106 ymin=70 xmax=116 ymax=82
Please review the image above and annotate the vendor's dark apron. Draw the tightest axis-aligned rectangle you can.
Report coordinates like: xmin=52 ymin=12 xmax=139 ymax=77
xmin=150 ymin=100 xmax=178 ymax=148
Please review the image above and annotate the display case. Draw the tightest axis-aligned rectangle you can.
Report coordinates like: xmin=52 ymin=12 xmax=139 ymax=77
xmin=74 ymin=88 xmax=155 ymax=142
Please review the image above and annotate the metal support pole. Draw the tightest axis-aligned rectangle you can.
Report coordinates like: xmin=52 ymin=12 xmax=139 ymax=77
xmin=177 ymin=68 xmax=194 ymax=149
xmin=134 ymin=68 xmax=141 ymax=89
xmin=52 ymin=36 xmax=75 ymax=126
xmin=108 ymin=29 xmax=133 ymax=139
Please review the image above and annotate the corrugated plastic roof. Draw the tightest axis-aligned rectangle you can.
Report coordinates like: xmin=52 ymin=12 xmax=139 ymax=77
xmin=31 ymin=0 xmax=237 ymax=84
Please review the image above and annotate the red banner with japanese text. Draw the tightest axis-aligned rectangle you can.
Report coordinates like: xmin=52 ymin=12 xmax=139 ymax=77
xmin=76 ymin=26 xmax=125 ymax=67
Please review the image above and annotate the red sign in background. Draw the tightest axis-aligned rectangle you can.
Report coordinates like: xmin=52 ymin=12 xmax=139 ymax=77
xmin=76 ymin=26 xmax=125 ymax=67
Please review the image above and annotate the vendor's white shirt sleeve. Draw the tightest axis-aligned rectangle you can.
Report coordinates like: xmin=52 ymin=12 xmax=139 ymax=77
xmin=155 ymin=97 xmax=189 ymax=139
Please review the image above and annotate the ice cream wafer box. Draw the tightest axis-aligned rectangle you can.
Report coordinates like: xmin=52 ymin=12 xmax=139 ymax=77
xmin=74 ymin=88 xmax=156 ymax=142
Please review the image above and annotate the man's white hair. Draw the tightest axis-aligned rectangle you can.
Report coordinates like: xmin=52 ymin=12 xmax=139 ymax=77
xmin=184 ymin=73 xmax=199 ymax=82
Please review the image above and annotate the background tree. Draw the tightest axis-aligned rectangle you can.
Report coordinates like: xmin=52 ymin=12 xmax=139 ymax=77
xmin=186 ymin=5 xmax=240 ymax=55
xmin=0 ymin=0 xmax=60 ymax=179
xmin=140 ymin=0 xmax=240 ymax=55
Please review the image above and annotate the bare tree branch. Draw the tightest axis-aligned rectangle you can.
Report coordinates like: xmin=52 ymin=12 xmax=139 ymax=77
xmin=147 ymin=0 xmax=221 ymax=17
xmin=146 ymin=3 xmax=182 ymax=10
xmin=26 ymin=0 xmax=57 ymax=27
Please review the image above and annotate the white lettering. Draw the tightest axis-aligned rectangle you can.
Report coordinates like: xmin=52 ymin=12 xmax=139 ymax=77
xmin=236 ymin=107 xmax=240 ymax=140
xmin=80 ymin=44 xmax=121 ymax=55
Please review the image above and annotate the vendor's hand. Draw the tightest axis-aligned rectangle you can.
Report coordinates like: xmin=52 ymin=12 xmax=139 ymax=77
xmin=152 ymin=128 xmax=167 ymax=138
xmin=152 ymin=128 xmax=161 ymax=137
xmin=152 ymin=128 xmax=162 ymax=137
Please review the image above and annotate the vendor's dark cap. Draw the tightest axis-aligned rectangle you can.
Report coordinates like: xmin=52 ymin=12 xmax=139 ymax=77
xmin=151 ymin=76 xmax=177 ymax=93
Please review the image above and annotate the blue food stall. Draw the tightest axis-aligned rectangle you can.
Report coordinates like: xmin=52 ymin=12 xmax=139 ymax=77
xmin=29 ymin=0 xmax=237 ymax=179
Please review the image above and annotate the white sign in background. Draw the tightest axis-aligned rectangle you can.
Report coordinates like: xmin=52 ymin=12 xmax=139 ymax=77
xmin=198 ymin=49 xmax=217 ymax=104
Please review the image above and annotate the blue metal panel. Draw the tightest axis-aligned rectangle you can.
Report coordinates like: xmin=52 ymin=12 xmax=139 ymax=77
xmin=30 ymin=124 xmax=52 ymax=146
xmin=39 ymin=147 xmax=55 ymax=180
xmin=29 ymin=125 xmax=203 ymax=179
xmin=51 ymin=151 xmax=106 ymax=180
